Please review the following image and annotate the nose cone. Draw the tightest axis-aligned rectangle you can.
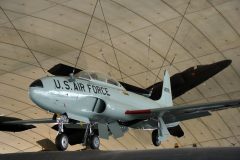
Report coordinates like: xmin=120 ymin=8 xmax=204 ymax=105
xmin=29 ymin=79 xmax=45 ymax=108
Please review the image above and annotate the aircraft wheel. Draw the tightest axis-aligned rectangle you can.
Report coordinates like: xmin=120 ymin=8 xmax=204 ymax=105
xmin=152 ymin=129 xmax=161 ymax=146
xmin=89 ymin=134 xmax=100 ymax=149
xmin=55 ymin=133 xmax=69 ymax=151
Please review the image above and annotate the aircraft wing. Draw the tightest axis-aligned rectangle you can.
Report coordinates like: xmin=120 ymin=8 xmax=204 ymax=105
xmin=48 ymin=63 xmax=82 ymax=76
xmin=125 ymin=99 xmax=240 ymax=123
xmin=0 ymin=116 xmax=55 ymax=132
xmin=0 ymin=118 xmax=55 ymax=125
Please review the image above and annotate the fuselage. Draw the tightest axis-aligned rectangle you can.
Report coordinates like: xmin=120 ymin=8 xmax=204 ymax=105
xmin=29 ymin=76 xmax=171 ymax=127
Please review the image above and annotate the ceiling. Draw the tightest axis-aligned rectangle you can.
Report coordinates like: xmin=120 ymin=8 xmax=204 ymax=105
xmin=0 ymin=0 xmax=240 ymax=153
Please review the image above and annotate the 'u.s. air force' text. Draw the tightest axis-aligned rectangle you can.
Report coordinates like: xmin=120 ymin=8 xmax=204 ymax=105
xmin=53 ymin=79 xmax=110 ymax=96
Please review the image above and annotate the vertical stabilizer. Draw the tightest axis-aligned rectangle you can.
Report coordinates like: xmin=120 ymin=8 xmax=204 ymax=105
xmin=156 ymin=70 xmax=173 ymax=107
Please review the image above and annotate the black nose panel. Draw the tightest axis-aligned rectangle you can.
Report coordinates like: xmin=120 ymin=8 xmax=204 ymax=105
xmin=30 ymin=79 xmax=43 ymax=88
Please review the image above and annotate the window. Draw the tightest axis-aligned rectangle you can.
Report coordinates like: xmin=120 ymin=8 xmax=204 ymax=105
xmin=78 ymin=71 xmax=90 ymax=80
xmin=78 ymin=71 xmax=121 ymax=87
xmin=89 ymin=72 xmax=106 ymax=82
xmin=107 ymin=78 xmax=119 ymax=86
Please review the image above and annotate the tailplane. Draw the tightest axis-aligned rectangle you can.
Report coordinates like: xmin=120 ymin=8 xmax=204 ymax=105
xmin=156 ymin=70 xmax=173 ymax=107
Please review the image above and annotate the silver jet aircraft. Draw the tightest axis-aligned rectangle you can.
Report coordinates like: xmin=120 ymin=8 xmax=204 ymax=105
xmin=2 ymin=63 xmax=240 ymax=151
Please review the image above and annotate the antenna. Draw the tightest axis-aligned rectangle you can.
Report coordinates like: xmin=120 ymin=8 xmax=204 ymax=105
xmin=169 ymin=54 xmax=176 ymax=67
xmin=69 ymin=73 xmax=75 ymax=82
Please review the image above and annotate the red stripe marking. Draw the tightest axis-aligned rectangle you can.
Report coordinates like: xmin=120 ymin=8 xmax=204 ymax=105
xmin=125 ymin=109 xmax=151 ymax=115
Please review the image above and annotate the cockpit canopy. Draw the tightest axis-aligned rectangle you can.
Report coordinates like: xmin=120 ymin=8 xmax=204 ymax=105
xmin=76 ymin=71 xmax=121 ymax=87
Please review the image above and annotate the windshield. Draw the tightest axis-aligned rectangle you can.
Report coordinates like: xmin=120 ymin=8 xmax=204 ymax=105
xmin=89 ymin=72 xmax=106 ymax=82
xmin=76 ymin=71 xmax=91 ymax=80
xmin=77 ymin=71 xmax=120 ymax=87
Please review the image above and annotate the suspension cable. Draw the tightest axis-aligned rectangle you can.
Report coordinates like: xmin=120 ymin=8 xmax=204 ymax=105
xmin=0 ymin=6 xmax=47 ymax=74
xmin=146 ymin=34 xmax=151 ymax=86
xmin=153 ymin=0 xmax=192 ymax=83
xmin=74 ymin=0 xmax=99 ymax=72
xmin=99 ymin=0 xmax=124 ymax=81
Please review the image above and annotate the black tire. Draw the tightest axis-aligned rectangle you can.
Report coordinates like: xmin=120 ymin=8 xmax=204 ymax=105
xmin=89 ymin=135 xmax=100 ymax=149
xmin=152 ymin=129 xmax=161 ymax=146
xmin=55 ymin=133 xmax=69 ymax=151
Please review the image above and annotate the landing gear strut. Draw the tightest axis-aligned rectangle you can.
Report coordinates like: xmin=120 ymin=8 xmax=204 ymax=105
xmin=55 ymin=115 xmax=69 ymax=151
xmin=56 ymin=115 xmax=69 ymax=134
xmin=152 ymin=117 xmax=169 ymax=147
xmin=83 ymin=123 xmax=100 ymax=150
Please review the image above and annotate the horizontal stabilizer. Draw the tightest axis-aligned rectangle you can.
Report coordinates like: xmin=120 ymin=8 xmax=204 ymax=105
xmin=168 ymin=125 xmax=184 ymax=138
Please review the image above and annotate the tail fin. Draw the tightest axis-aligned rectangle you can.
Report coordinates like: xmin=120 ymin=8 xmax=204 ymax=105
xmin=156 ymin=70 xmax=173 ymax=107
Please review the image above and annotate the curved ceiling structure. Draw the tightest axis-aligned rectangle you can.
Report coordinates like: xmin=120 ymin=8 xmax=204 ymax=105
xmin=0 ymin=0 xmax=240 ymax=153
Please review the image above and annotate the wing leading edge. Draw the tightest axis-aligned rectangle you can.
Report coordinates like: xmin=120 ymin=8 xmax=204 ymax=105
xmin=0 ymin=117 xmax=55 ymax=125
xmin=125 ymin=99 xmax=240 ymax=123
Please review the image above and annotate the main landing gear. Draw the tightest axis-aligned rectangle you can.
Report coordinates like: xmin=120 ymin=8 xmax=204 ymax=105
xmin=82 ymin=123 xmax=100 ymax=150
xmin=152 ymin=129 xmax=161 ymax=146
xmin=54 ymin=115 xmax=100 ymax=151
xmin=151 ymin=117 xmax=169 ymax=147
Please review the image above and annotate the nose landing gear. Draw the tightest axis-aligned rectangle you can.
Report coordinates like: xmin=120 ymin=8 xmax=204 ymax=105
xmin=54 ymin=117 xmax=100 ymax=151
xmin=56 ymin=115 xmax=69 ymax=134
xmin=55 ymin=133 xmax=69 ymax=151
xmin=55 ymin=115 xmax=69 ymax=151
